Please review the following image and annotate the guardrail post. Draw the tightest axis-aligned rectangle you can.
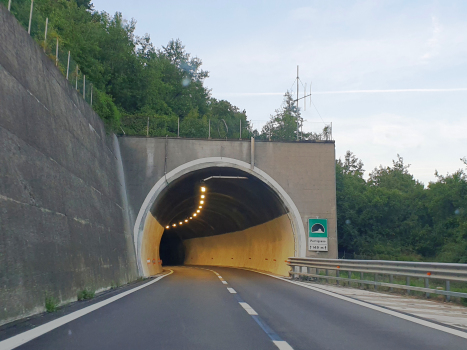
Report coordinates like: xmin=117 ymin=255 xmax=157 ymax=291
xmin=446 ymin=281 xmax=450 ymax=302
xmin=348 ymin=271 xmax=352 ymax=287
xmin=406 ymin=277 xmax=411 ymax=295
xmin=425 ymin=278 xmax=430 ymax=298
xmin=389 ymin=275 xmax=394 ymax=292
xmin=360 ymin=272 xmax=364 ymax=288
xmin=374 ymin=274 xmax=378 ymax=290
xmin=8 ymin=0 xmax=11 ymax=11
xmin=336 ymin=270 xmax=340 ymax=285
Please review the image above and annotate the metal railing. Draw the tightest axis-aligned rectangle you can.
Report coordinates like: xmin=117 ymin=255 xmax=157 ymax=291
xmin=287 ymin=257 xmax=467 ymax=302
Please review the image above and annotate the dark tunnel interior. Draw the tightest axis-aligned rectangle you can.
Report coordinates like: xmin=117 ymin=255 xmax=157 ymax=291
xmin=151 ymin=167 xmax=289 ymax=265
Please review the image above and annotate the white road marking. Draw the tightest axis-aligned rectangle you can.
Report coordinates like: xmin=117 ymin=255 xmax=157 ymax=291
xmin=227 ymin=287 xmax=237 ymax=294
xmin=247 ymin=269 xmax=467 ymax=340
xmin=218 ymin=276 xmax=223 ymax=279
xmin=273 ymin=340 xmax=294 ymax=350
xmin=222 ymin=281 xmax=228 ymax=284
xmin=239 ymin=302 xmax=258 ymax=315
xmin=0 ymin=270 xmax=174 ymax=350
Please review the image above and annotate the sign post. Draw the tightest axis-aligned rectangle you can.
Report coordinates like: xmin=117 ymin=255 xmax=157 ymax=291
xmin=308 ymin=218 xmax=328 ymax=251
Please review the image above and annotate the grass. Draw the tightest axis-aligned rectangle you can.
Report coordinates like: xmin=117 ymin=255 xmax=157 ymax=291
xmin=45 ymin=295 xmax=59 ymax=313
xmin=77 ymin=289 xmax=95 ymax=301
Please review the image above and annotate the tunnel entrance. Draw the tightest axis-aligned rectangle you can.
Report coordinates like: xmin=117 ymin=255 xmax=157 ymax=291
xmin=136 ymin=158 xmax=303 ymax=276
xmin=159 ymin=231 xmax=185 ymax=266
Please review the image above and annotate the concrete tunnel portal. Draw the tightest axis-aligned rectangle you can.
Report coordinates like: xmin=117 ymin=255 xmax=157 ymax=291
xmin=135 ymin=158 xmax=304 ymax=277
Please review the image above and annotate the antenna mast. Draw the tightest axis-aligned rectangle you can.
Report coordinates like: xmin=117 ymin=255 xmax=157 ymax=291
xmin=294 ymin=65 xmax=312 ymax=141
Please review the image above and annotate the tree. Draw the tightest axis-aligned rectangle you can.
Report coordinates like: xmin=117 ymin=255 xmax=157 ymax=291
xmin=260 ymin=92 xmax=302 ymax=141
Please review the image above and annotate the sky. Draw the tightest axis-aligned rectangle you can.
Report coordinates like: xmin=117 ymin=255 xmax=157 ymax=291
xmin=93 ymin=0 xmax=467 ymax=185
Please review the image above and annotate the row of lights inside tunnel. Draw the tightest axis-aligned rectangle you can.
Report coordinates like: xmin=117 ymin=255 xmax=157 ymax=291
xmin=165 ymin=186 xmax=206 ymax=230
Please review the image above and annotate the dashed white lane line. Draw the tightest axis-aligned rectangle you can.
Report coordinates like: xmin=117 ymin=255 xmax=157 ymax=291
xmin=202 ymin=268 xmax=294 ymax=350
xmin=239 ymin=302 xmax=258 ymax=315
xmin=0 ymin=270 xmax=174 ymax=350
xmin=273 ymin=340 xmax=294 ymax=350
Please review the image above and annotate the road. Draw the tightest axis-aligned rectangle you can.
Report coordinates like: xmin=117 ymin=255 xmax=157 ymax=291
xmin=2 ymin=266 xmax=466 ymax=350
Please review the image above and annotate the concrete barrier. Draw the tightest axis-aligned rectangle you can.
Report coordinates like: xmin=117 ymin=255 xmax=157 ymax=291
xmin=184 ymin=214 xmax=294 ymax=276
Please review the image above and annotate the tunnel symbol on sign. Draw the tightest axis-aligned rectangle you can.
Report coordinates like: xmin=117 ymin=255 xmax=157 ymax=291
xmin=311 ymin=224 xmax=325 ymax=234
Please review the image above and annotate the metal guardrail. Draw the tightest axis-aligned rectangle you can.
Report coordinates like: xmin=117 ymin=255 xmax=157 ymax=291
xmin=287 ymin=257 xmax=467 ymax=301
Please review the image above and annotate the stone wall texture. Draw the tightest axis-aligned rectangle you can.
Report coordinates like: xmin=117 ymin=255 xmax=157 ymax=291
xmin=0 ymin=6 xmax=137 ymax=325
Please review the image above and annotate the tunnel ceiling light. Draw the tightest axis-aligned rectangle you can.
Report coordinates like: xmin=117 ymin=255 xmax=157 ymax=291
xmin=173 ymin=224 xmax=176 ymax=227
xmin=197 ymin=210 xmax=200 ymax=213
xmin=193 ymin=213 xmax=197 ymax=216
xmin=166 ymin=226 xmax=169 ymax=229
xmin=200 ymin=200 xmax=204 ymax=204
xmin=179 ymin=222 xmax=183 ymax=225
xmin=201 ymin=195 xmax=205 ymax=199
xmin=201 ymin=187 xmax=206 ymax=192
xmin=185 ymin=219 xmax=188 ymax=223
xmin=190 ymin=217 xmax=193 ymax=219
xmin=199 ymin=206 xmax=202 ymax=209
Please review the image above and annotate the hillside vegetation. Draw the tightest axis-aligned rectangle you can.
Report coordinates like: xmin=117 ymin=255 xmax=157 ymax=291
xmin=2 ymin=0 xmax=248 ymax=136
xmin=337 ymin=153 xmax=467 ymax=263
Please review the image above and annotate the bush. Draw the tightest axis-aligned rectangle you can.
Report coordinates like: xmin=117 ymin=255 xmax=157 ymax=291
xmin=45 ymin=295 xmax=58 ymax=313
xmin=92 ymin=89 xmax=121 ymax=130
xmin=77 ymin=289 xmax=95 ymax=301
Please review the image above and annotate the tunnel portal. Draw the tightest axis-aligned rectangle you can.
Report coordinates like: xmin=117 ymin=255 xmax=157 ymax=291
xmin=141 ymin=166 xmax=295 ymax=275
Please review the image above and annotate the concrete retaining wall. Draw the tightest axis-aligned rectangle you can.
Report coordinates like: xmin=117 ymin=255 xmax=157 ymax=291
xmin=141 ymin=214 xmax=164 ymax=276
xmin=184 ymin=214 xmax=295 ymax=276
xmin=0 ymin=6 xmax=137 ymax=325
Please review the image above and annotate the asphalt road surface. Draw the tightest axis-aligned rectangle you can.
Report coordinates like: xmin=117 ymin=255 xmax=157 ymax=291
xmin=4 ymin=266 xmax=467 ymax=350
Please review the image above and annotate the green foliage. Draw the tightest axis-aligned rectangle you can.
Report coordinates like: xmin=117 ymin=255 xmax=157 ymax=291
xmin=92 ymin=88 xmax=121 ymax=130
xmin=45 ymin=295 xmax=58 ymax=312
xmin=77 ymin=289 xmax=95 ymax=301
xmin=260 ymin=92 xmax=301 ymax=141
xmin=337 ymin=153 xmax=467 ymax=263
xmin=3 ymin=0 xmax=248 ymax=135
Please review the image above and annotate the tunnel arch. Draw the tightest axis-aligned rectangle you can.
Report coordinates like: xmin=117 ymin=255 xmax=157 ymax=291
xmin=134 ymin=157 xmax=306 ymax=276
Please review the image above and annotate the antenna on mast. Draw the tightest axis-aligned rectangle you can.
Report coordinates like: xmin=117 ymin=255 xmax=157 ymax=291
xmin=293 ymin=65 xmax=313 ymax=141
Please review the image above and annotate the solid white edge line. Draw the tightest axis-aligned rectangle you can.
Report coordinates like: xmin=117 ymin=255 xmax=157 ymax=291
xmin=227 ymin=288 xmax=237 ymax=294
xmin=0 ymin=270 xmax=174 ymax=350
xmin=246 ymin=269 xmax=467 ymax=340
xmin=273 ymin=340 xmax=294 ymax=350
xmin=239 ymin=302 xmax=258 ymax=316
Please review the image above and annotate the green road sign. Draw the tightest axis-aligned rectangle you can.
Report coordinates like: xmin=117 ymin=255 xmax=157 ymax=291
xmin=308 ymin=218 xmax=328 ymax=251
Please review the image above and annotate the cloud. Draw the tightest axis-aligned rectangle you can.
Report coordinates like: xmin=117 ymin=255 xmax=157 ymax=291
xmin=216 ymin=88 xmax=467 ymax=97
xmin=421 ymin=16 xmax=442 ymax=61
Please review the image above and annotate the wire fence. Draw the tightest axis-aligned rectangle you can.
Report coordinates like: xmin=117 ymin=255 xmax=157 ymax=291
xmin=3 ymin=0 xmax=94 ymax=105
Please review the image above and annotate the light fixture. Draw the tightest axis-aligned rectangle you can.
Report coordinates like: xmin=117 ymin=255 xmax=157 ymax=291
xmin=190 ymin=217 xmax=193 ymax=219
xmin=199 ymin=206 xmax=202 ymax=209
xmin=173 ymin=224 xmax=176 ymax=227
xmin=201 ymin=187 xmax=206 ymax=192
xmin=179 ymin=222 xmax=183 ymax=225
xmin=197 ymin=210 xmax=200 ymax=213
xmin=201 ymin=195 xmax=205 ymax=199
xmin=193 ymin=213 xmax=197 ymax=217
xmin=185 ymin=219 xmax=188 ymax=223
xmin=200 ymin=200 xmax=204 ymax=204
xmin=166 ymin=226 xmax=169 ymax=229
